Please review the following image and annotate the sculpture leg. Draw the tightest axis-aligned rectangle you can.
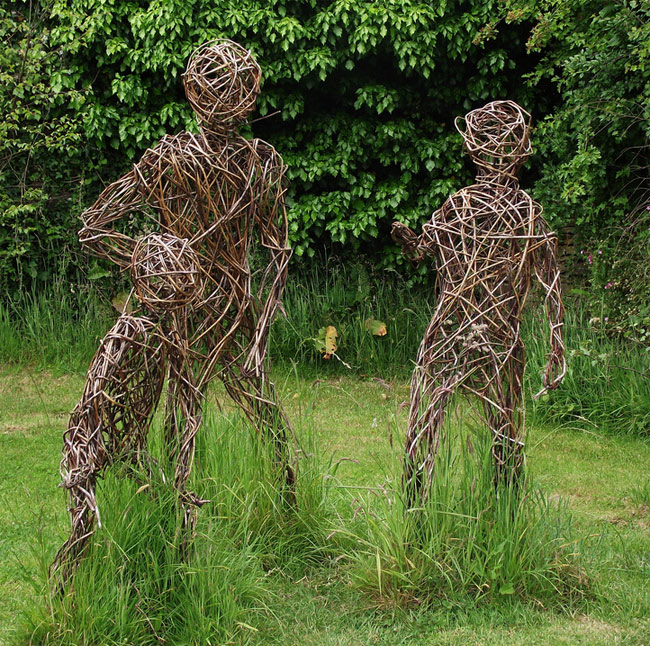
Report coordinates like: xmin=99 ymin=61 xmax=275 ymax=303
xmin=221 ymin=361 xmax=296 ymax=497
xmin=160 ymin=315 xmax=208 ymax=546
xmin=52 ymin=316 xmax=166 ymax=590
xmin=51 ymin=404 xmax=102 ymax=589
xmin=165 ymin=347 xmax=207 ymax=540
xmin=403 ymin=329 xmax=462 ymax=506
xmin=480 ymin=342 xmax=526 ymax=488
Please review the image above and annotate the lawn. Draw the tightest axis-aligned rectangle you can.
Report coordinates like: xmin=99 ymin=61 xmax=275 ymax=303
xmin=1 ymin=365 xmax=649 ymax=645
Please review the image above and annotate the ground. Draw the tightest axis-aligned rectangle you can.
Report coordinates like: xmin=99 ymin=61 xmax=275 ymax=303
xmin=1 ymin=366 xmax=649 ymax=645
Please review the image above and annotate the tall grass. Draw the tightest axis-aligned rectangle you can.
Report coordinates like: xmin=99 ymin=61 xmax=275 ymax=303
xmin=0 ymin=259 xmax=433 ymax=377
xmin=333 ymin=416 xmax=586 ymax=610
xmin=269 ymin=258 xmax=434 ymax=375
xmin=524 ymin=306 xmax=650 ymax=437
xmin=22 ymin=410 xmax=335 ymax=645
xmin=21 ymin=406 xmax=587 ymax=644
xmin=0 ymin=278 xmax=111 ymax=373
xmin=1 ymin=261 xmax=648 ymax=436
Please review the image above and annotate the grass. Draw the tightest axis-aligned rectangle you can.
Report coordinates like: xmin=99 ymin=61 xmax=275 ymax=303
xmin=524 ymin=306 xmax=650 ymax=437
xmin=1 ymin=268 xmax=649 ymax=642
xmin=0 ymin=279 xmax=112 ymax=373
xmin=2 ymin=367 xmax=650 ymax=645
xmin=336 ymin=427 xmax=584 ymax=610
xmin=0 ymin=259 xmax=435 ymax=377
xmin=268 ymin=258 xmax=435 ymax=375
xmin=23 ymin=411 xmax=333 ymax=645
xmin=2 ymin=264 xmax=649 ymax=438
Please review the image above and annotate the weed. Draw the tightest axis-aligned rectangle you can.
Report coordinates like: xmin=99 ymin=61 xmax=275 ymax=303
xmin=525 ymin=306 xmax=650 ymax=437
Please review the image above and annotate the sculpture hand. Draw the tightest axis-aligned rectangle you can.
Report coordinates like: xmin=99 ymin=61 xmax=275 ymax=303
xmin=78 ymin=170 xmax=142 ymax=269
xmin=533 ymin=348 xmax=566 ymax=399
xmin=391 ymin=222 xmax=423 ymax=263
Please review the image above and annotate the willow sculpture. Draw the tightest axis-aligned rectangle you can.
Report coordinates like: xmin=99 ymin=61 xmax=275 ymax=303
xmin=392 ymin=100 xmax=565 ymax=503
xmin=53 ymin=39 xmax=295 ymax=586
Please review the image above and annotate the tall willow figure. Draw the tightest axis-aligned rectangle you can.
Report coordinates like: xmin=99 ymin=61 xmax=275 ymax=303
xmin=53 ymin=39 xmax=295 ymax=586
xmin=393 ymin=100 xmax=565 ymax=502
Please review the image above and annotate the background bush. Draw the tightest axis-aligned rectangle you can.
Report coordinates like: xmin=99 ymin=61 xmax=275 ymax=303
xmin=1 ymin=0 xmax=648 ymax=335
xmin=3 ymin=0 xmax=541 ymax=292
xmin=498 ymin=0 xmax=650 ymax=338
xmin=0 ymin=2 xmax=88 ymax=291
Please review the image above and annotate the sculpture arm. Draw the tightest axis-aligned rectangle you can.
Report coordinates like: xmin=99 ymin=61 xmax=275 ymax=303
xmin=391 ymin=222 xmax=424 ymax=265
xmin=244 ymin=143 xmax=292 ymax=376
xmin=78 ymin=168 xmax=143 ymax=270
xmin=392 ymin=205 xmax=445 ymax=266
xmin=532 ymin=217 xmax=566 ymax=398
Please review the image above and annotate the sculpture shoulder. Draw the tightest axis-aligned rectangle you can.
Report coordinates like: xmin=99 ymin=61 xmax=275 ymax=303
xmin=445 ymin=184 xmax=541 ymax=214
xmin=136 ymin=132 xmax=200 ymax=165
xmin=428 ymin=188 xmax=469 ymax=225
xmin=250 ymin=138 xmax=287 ymax=174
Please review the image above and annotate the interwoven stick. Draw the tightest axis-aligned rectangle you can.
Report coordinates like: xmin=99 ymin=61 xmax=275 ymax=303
xmin=393 ymin=100 xmax=565 ymax=504
xmin=52 ymin=315 xmax=166 ymax=587
xmin=131 ymin=233 xmax=202 ymax=313
xmin=54 ymin=39 xmax=294 ymax=587
xmin=183 ymin=39 xmax=261 ymax=133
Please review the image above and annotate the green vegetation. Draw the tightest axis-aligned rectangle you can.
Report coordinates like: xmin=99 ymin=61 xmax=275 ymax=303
xmin=1 ymin=1 xmax=649 ymax=641
xmin=1 ymin=272 xmax=648 ymax=639
xmin=498 ymin=0 xmax=650 ymax=340
xmin=524 ymin=307 xmax=650 ymax=438
xmin=2 ymin=0 xmax=648 ymax=296
xmin=2 ymin=265 xmax=648 ymax=438
xmin=0 ymin=2 xmax=87 ymax=291
xmin=2 ymin=367 xmax=649 ymax=645
xmin=499 ymin=0 xmax=650 ymax=234
xmin=0 ymin=279 xmax=111 ymax=373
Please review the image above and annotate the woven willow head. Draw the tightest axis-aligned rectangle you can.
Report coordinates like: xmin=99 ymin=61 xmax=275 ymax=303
xmin=455 ymin=100 xmax=532 ymax=178
xmin=183 ymin=38 xmax=262 ymax=131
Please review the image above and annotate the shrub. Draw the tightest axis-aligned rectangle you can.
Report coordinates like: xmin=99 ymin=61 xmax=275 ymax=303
xmin=495 ymin=0 xmax=650 ymax=237
xmin=37 ymin=0 xmax=538 ymax=275
xmin=0 ymin=2 xmax=88 ymax=292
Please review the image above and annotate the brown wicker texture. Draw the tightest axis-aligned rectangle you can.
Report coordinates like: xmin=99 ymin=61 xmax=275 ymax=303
xmin=51 ymin=315 xmax=166 ymax=585
xmin=53 ymin=39 xmax=294 ymax=588
xmin=131 ymin=233 xmax=201 ymax=313
xmin=392 ymin=100 xmax=565 ymax=503
xmin=183 ymin=39 xmax=261 ymax=132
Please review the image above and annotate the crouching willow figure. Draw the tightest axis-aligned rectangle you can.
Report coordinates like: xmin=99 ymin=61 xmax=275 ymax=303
xmin=52 ymin=39 xmax=295 ymax=586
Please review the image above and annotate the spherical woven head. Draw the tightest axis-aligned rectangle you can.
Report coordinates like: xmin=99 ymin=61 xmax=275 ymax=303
xmin=183 ymin=39 xmax=261 ymax=131
xmin=455 ymin=100 xmax=532 ymax=175
xmin=131 ymin=234 xmax=201 ymax=314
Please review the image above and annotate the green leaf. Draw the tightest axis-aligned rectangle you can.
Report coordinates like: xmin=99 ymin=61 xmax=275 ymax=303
xmin=312 ymin=325 xmax=338 ymax=358
xmin=364 ymin=318 xmax=387 ymax=336
xmin=111 ymin=291 xmax=134 ymax=314
xmin=87 ymin=265 xmax=112 ymax=280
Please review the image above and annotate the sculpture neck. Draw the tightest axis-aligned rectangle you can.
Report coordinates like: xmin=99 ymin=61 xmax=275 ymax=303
xmin=475 ymin=167 xmax=520 ymax=188
xmin=199 ymin=124 xmax=237 ymax=140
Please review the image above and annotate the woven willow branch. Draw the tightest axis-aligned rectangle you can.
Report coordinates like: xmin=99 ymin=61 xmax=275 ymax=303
xmin=53 ymin=40 xmax=294 ymax=589
xmin=393 ymin=100 xmax=566 ymax=504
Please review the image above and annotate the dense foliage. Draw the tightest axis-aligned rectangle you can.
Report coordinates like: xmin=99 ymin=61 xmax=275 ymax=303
xmin=499 ymin=0 xmax=649 ymax=232
xmin=496 ymin=0 xmax=650 ymax=338
xmin=1 ymin=0 xmax=538 ymax=291
xmin=1 ymin=0 xmax=649 ymax=322
xmin=0 ymin=2 xmax=87 ymax=290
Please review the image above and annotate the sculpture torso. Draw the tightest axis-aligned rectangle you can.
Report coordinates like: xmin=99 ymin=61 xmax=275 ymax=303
xmin=131 ymin=130 xmax=287 ymax=364
xmin=422 ymin=181 xmax=545 ymax=336
xmin=135 ymin=131 xmax=283 ymax=272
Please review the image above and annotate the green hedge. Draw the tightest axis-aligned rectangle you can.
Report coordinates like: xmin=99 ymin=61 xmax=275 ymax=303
xmin=1 ymin=0 xmax=538 ymax=291
xmin=1 ymin=0 xmax=648 ymax=299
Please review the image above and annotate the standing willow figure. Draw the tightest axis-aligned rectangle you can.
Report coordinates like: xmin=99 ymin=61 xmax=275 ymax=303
xmin=52 ymin=39 xmax=295 ymax=586
xmin=392 ymin=100 xmax=565 ymax=502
